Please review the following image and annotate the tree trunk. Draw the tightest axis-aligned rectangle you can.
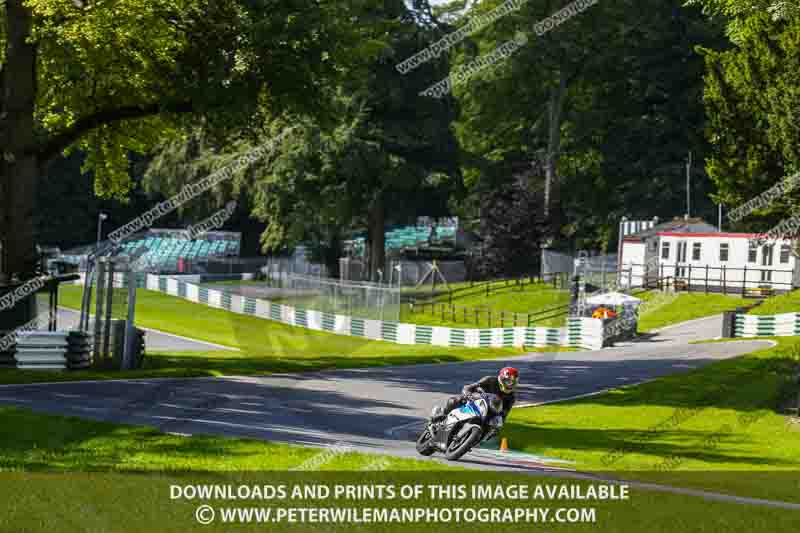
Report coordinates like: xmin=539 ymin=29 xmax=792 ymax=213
xmin=367 ymin=195 xmax=385 ymax=282
xmin=0 ymin=0 xmax=38 ymax=282
xmin=544 ymin=70 xmax=567 ymax=219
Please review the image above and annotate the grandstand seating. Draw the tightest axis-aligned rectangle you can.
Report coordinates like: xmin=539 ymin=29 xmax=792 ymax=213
xmin=343 ymin=224 xmax=457 ymax=256
xmin=117 ymin=231 xmax=240 ymax=272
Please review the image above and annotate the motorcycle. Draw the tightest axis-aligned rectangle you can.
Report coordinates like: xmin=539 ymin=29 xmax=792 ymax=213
xmin=415 ymin=389 xmax=505 ymax=461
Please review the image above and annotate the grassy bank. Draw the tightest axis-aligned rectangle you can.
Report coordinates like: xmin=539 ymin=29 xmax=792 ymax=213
xmin=505 ymin=337 xmax=800 ymax=501
xmin=634 ymin=291 xmax=745 ymax=332
xmin=748 ymin=288 xmax=800 ymax=315
xmin=0 ymin=406 xmax=434 ymax=472
xmin=0 ymin=406 xmax=797 ymax=532
xmin=402 ymin=280 xmax=570 ymax=328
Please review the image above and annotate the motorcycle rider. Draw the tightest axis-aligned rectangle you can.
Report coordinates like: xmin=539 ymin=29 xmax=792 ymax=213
xmin=432 ymin=367 xmax=519 ymax=422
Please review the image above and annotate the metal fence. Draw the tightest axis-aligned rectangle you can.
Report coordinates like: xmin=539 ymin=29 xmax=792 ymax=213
xmin=390 ymin=259 xmax=467 ymax=287
xmin=81 ymin=257 xmax=138 ymax=369
xmin=618 ymin=262 xmax=797 ymax=294
xmin=405 ymin=272 xmax=572 ymax=327
xmin=338 ymin=257 xmax=468 ymax=287
xmin=268 ymin=272 xmax=401 ymax=321
xmin=408 ymin=300 xmax=569 ymax=328
xmin=573 ymin=253 xmax=618 ymax=290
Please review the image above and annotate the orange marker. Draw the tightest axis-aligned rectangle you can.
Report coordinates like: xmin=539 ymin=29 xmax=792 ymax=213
xmin=500 ymin=437 xmax=509 ymax=452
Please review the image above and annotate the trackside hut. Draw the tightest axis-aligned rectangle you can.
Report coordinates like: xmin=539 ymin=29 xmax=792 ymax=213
xmin=619 ymin=218 xmax=799 ymax=292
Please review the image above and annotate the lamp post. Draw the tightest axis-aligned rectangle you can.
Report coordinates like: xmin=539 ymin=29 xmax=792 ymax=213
xmin=617 ymin=216 xmax=628 ymax=285
xmin=96 ymin=212 xmax=108 ymax=252
xmin=81 ymin=212 xmax=108 ymax=332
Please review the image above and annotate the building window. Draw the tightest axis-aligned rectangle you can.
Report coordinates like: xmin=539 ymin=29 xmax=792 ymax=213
xmin=780 ymin=244 xmax=791 ymax=264
xmin=661 ymin=242 xmax=670 ymax=260
xmin=748 ymin=242 xmax=758 ymax=263
xmin=692 ymin=242 xmax=701 ymax=261
xmin=719 ymin=243 xmax=729 ymax=262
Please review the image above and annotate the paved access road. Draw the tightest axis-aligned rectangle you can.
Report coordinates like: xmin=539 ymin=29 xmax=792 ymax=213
xmin=57 ymin=308 xmax=237 ymax=352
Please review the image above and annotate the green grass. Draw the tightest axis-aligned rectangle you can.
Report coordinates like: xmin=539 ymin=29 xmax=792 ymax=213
xmin=205 ymin=278 xmax=571 ymax=327
xmin=504 ymin=337 xmax=800 ymax=501
xmin=402 ymin=280 xmax=570 ymax=328
xmin=634 ymin=291 xmax=745 ymax=332
xmin=749 ymin=288 xmax=800 ymax=315
xmin=1 ymin=407 xmax=798 ymax=533
xmin=28 ymin=286 xmax=567 ymax=386
xmin=0 ymin=406 xmax=438 ymax=472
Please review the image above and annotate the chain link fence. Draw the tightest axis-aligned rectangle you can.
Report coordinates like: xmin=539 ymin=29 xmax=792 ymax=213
xmin=339 ymin=257 xmax=467 ymax=287
xmin=265 ymin=272 xmax=401 ymax=322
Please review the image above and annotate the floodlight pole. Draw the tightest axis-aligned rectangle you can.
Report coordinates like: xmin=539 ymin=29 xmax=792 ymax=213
xmin=123 ymin=258 xmax=137 ymax=370
xmin=686 ymin=151 xmax=692 ymax=218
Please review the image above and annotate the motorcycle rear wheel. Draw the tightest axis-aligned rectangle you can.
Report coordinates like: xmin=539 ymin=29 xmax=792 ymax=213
xmin=415 ymin=425 xmax=436 ymax=456
xmin=444 ymin=426 xmax=482 ymax=461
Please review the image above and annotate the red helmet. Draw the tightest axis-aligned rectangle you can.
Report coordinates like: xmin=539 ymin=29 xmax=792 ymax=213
xmin=498 ymin=367 xmax=519 ymax=393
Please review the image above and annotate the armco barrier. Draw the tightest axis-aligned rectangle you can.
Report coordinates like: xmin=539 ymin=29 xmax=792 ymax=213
xmin=734 ymin=312 xmax=800 ymax=338
xmin=143 ymin=274 xmax=604 ymax=350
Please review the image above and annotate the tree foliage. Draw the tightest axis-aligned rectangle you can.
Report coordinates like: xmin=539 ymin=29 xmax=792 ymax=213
xmin=0 ymin=0 xmax=385 ymax=279
xmin=448 ymin=0 xmax=727 ymax=251
xmin=144 ymin=1 xmax=462 ymax=278
xmin=693 ymin=0 xmax=800 ymax=228
xmin=475 ymin=177 xmax=546 ymax=279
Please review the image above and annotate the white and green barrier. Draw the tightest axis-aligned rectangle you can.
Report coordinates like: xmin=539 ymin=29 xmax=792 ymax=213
xmin=144 ymin=274 xmax=605 ymax=350
xmin=734 ymin=312 xmax=800 ymax=338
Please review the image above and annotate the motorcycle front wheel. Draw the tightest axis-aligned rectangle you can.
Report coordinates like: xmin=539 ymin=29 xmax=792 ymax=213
xmin=444 ymin=426 xmax=482 ymax=461
xmin=415 ymin=425 xmax=436 ymax=456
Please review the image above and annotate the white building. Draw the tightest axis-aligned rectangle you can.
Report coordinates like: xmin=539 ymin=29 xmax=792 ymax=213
xmin=619 ymin=217 xmax=799 ymax=293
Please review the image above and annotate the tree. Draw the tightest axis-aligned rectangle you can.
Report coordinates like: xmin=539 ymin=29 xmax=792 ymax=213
xmin=254 ymin=3 xmax=462 ymax=281
xmin=476 ymin=177 xmax=546 ymax=278
xmin=687 ymin=0 xmax=799 ymax=42
xmin=144 ymin=1 xmax=462 ymax=281
xmin=0 ymin=0 xmax=380 ymax=282
xmin=450 ymin=0 xmax=726 ymax=250
xmin=690 ymin=0 xmax=800 ymax=228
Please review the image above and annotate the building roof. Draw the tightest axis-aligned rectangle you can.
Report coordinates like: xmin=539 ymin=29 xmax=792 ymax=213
xmin=658 ymin=232 xmax=755 ymax=239
xmin=623 ymin=217 xmax=719 ymax=241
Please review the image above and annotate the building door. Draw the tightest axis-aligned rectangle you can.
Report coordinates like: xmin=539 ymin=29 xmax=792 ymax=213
xmin=642 ymin=238 xmax=659 ymax=288
xmin=761 ymin=244 xmax=774 ymax=283
xmin=676 ymin=240 xmax=688 ymax=278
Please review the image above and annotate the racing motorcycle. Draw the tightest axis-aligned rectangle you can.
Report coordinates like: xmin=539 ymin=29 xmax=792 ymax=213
xmin=415 ymin=390 xmax=505 ymax=461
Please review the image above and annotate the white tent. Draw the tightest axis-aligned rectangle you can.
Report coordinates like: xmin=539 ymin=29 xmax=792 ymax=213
xmin=585 ymin=291 xmax=642 ymax=307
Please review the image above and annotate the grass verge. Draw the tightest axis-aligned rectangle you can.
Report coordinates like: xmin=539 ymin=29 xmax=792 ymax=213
xmin=402 ymin=280 xmax=570 ymax=328
xmin=748 ymin=288 xmax=800 ymax=315
xmin=0 ymin=406 xmax=797 ymax=532
xmin=634 ymin=291 xmax=745 ymax=332
xmin=0 ymin=406 xmax=436 ymax=472
xmin=504 ymin=337 xmax=800 ymax=501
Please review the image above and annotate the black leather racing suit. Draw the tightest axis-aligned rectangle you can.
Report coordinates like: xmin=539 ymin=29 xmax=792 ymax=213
xmin=439 ymin=376 xmax=516 ymax=421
